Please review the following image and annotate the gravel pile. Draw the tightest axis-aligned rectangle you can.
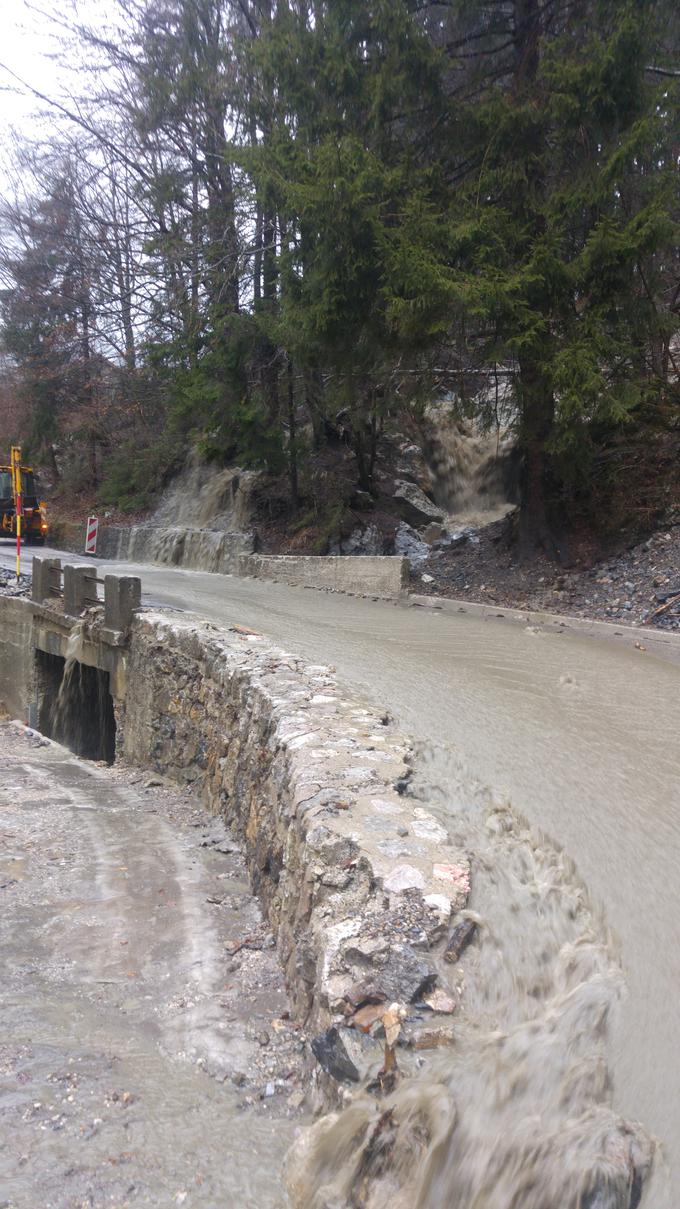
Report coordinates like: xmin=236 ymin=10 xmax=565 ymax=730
xmin=0 ymin=567 xmax=30 ymax=598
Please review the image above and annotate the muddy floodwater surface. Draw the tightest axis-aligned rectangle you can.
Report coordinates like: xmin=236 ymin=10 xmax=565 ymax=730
xmin=0 ymin=723 xmax=307 ymax=1209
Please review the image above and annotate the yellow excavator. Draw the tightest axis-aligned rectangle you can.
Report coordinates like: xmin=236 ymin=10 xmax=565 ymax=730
xmin=0 ymin=446 xmax=48 ymax=545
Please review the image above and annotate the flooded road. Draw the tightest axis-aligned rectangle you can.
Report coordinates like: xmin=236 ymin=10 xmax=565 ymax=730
xmin=2 ymin=543 xmax=680 ymax=1205
xmin=0 ymin=721 xmax=305 ymax=1208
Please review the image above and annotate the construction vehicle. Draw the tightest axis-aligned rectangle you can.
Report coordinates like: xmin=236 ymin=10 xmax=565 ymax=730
xmin=0 ymin=447 xmax=48 ymax=545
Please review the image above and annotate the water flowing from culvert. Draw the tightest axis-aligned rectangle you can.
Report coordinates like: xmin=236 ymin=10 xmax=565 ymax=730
xmin=423 ymin=410 xmax=518 ymax=531
xmin=53 ymin=619 xmax=88 ymax=733
xmin=287 ymin=742 xmax=652 ymax=1209
xmin=48 ymin=620 xmax=116 ymax=762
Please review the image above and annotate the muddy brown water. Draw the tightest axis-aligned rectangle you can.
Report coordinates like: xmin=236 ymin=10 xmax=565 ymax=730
xmin=423 ymin=411 xmax=517 ymax=530
xmin=0 ymin=724 xmax=304 ymax=1208
xmin=2 ymin=541 xmax=679 ymax=1206
xmin=287 ymin=744 xmax=652 ymax=1208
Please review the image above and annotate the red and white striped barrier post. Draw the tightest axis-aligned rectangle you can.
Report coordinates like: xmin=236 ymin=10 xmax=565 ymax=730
xmin=85 ymin=515 xmax=99 ymax=555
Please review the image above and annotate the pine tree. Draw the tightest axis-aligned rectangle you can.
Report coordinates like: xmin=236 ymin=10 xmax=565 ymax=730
xmin=438 ymin=0 xmax=676 ymax=553
xmin=244 ymin=0 xmax=452 ymax=492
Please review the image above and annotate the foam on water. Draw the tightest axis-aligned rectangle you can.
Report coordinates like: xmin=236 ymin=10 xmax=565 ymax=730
xmin=287 ymin=742 xmax=652 ymax=1208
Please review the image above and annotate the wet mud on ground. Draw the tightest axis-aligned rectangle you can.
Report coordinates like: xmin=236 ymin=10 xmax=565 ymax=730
xmin=0 ymin=721 xmax=307 ymax=1209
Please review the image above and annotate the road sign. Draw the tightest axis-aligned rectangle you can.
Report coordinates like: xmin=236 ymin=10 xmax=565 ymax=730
xmin=85 ymin=515 xmax=99 ymax=555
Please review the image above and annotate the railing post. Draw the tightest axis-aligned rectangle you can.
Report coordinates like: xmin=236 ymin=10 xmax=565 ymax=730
xmin=32 ymin=556 xmax=61 ymax=604
xmin=104 ymin=575 xmax=141 ymax=630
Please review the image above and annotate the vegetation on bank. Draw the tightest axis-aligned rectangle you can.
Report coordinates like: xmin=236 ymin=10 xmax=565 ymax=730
xmin=0 ymin=0 xmax=679 ymax=555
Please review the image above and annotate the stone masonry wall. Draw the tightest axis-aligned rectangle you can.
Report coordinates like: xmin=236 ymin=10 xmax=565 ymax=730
xmin=122 ymin=611 xmax=469 ymax=1030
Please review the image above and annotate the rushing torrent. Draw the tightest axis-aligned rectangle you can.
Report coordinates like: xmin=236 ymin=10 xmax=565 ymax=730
xmin=9 ymin=548 xmax=674 ymax=1206
xmin=422 ymin=405 xmax=518 ymax=531
xmin=287 ymin=741 xmax=652 ymax=1209
xmin=42 ymin=620 xmax=115 ymax=763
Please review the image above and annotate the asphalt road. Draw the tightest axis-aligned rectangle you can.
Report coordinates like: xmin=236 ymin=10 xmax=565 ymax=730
xmin=2 ymin=540 xmax=679 ymax=1205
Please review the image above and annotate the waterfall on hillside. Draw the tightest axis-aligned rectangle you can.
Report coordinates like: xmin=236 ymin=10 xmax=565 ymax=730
xmin=423 ymin=405 xmax=518 ymax=531
xmin=153 ymin=453 xmax=259 ymax=533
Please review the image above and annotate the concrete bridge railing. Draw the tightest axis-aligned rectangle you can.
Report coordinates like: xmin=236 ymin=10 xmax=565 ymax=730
xmin=32 ymin=557 xmax=141 ymax=631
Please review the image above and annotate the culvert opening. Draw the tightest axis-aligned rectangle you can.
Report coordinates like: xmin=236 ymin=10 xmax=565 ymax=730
xmin=36 ymin=650 xmax=116 ymax=764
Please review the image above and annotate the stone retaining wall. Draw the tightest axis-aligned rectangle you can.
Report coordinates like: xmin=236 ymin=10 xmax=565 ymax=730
xmin=122 ymin=611 xmax=468 ymax=1028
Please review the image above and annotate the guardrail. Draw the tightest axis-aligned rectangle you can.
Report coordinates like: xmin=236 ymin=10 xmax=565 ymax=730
xmin=31 ymin=557 xmax=141 ymax=630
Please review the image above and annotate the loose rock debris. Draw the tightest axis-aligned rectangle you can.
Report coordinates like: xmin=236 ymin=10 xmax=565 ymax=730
xmin=418 ymin=515 xmax=680 ymax=631
xmin=0 ymin=567 xmax=30 ymax=598
xmin=443 ymin=917 xmax=478 ymax=964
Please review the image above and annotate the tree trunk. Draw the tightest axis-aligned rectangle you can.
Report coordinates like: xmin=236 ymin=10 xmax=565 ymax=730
xmin=261 ymin=202 xmax=280 ymax=420
xmin=76 ymin=223 xmax=97 ymax=490
xmin=517 ymin=357 xmax=555 ymax=558
xmin=304 ymin=366 xmax=326 ymax=449
xmin=89 ymin=430 xmax=98 ymax=491
xmin=189 ymin=125 xmax=201 ymax=365
xmin=287 ymin=356 xmax=299 ymax=509
xmin=196 ymin=3 xmax=239 ymax=319
xmin=513 ymin=0 xmax=540 ymax=84
xmin=352 ymin=411 xmax=375 ymax=493
xmin=353 ymin=431 xmax=372 ymax=493
xmin=110 ymin=177 xmax=137 ymax=373
xmin=253 ymin=202 xmax=263 ymax=308
xmin=513 ymin=0 xmax=553 ymax=558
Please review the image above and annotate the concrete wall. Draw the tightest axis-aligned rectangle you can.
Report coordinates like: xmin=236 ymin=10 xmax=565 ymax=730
xmin=245 ymin=552 xmax=409 ymax=598
xmin=0 ymin=598 xmax=34 ymax=719
xmin=50 ymin=519 xmax=410 ymax=599
xmin=0 ymin=596 xmax=128 ymax=726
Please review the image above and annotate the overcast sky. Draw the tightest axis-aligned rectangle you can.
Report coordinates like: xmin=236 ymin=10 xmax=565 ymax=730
xmin=1 ymin=3 xmax=65 ymax=143
xmin=0 ymin=1 xmax=109 ymax=176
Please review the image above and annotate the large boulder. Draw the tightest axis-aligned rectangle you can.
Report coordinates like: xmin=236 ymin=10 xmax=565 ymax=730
xmin=392 ymin=480 xmax=444 ymax=528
